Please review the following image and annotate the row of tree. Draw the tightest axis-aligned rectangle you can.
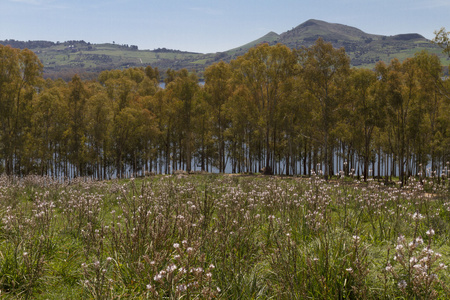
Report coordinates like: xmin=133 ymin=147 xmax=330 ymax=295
xmin=0 ymin=39 xmax=449 ymax=182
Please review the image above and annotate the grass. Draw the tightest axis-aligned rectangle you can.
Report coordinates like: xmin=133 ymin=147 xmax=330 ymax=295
xmin=0 ymin=174 xmax=448 ymax=299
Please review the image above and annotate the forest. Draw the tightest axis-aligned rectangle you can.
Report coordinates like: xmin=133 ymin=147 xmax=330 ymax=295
xmin=0 ymin=38 xmax=449 ymax=183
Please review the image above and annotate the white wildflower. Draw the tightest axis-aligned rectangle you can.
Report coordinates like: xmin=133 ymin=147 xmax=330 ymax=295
xmin=426 ymin=229 xmax=435 ymax=236
xmin=398 ymin=280 xmax=407 ymax=289
xmin=153 ymin=274 xmax=163 ymax=282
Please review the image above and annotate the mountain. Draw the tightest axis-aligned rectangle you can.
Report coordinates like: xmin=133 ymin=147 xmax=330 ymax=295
xmin=224 ymin=19 xmax=443 ymax=68
xmin=280 ymin=19 xmax=382 ymax=45
xmin=1 ymin=19 xmax=448 ymax=79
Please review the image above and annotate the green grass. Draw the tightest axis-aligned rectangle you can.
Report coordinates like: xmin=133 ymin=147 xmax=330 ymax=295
xmin=0 ymin=174 xmax=448 ymax=299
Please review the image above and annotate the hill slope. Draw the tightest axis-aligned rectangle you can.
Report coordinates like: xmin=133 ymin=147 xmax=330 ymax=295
xmin=224 ymin=19 xmax=445 ymax=68
xmin=1 ymin=19 xmax=448 ymax=79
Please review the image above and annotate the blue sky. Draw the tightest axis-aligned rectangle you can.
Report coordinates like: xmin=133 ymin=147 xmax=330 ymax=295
xmin=1 ymin=0 xmax=448 ymax=53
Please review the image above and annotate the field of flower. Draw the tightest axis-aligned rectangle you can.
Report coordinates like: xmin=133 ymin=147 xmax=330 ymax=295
xmin=0 ymin=174 xmax=449 ymax=299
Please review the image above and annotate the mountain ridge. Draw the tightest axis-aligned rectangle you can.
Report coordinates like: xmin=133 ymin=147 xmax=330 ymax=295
xmin=1 ymin=19 xmax=447 ymax=79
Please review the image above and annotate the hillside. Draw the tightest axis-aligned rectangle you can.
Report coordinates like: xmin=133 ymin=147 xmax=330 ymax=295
xmin=224 ymin=19 xmax=447 ymax=68
xmin=1 ymin=19 xmax=449 ymax=79
xmin=0 ymin=40 xmax=208 ymax=80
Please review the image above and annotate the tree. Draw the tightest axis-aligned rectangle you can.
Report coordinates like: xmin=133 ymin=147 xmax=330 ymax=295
xmin=204 ymin=61 xmax=232 ymax=173
xmin=432 ymin=27 xmax=450 ymax=58
xmin=165 ymin=69 xmax=200 ymax=172
xmin=0 ymin=45 xmax=43 ymax=175
xmin=231 ymin=43 xmax=296 ymax=174
xmin=298 ymin=38 xmax=351 ymax=179
xmin=86 ymin=82 xmax=113 ymax=179
xmin=348 ymin=68 xmax=381 ymax=181
xmin=66 ymin=75 xmax=89 ymax=177
xmin=30 ymin=79 xmax=68 ymax=176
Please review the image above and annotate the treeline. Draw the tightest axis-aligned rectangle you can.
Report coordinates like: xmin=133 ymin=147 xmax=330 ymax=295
xmin=0 ymin=39 xmax=449 ymax=181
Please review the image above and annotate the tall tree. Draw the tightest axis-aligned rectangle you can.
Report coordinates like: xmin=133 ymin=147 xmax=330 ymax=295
xmin=204 ymin=61 xmax=232 ymax=173
xmin=166 ymin=69 xmax=200 ymax=172
xmin=298 ymin=38 xmax=351 ymax=179
xmin=66 ymin=75 xmax=89 ymax=177
xmin=0 ymin=45 xmax=43 ymax=175
xmin=30 ymin=79 xmax=68 ymax=176
xmin=231 ymin=43 xmax=296 ymax=174
xmin=349 ymin=68 xmax=381 ymax=181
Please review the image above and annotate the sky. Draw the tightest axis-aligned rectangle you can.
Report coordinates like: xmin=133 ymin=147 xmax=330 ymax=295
xmin=1 ymin=0 xmax=449 ymax=54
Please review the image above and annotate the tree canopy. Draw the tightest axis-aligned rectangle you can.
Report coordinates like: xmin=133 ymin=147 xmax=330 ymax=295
xmin=0 ymin=41 xmax=449 ymax=181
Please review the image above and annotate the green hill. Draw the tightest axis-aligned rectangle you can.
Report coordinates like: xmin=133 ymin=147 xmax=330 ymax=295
xmin=1 ymin=19 xmax=449 ymax=79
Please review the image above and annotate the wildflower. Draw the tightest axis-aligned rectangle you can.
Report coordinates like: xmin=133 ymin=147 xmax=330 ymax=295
xmin=426 ymin=229 xmax=435 ymax=236
xmin=209 ymin=264 xmax=215 ymax=269
xmin=106 ymin=257 xmax=112 ymax=262
xmin=177 ymin=284 xmax=187 ymax=292
xmin=412 ymin=212 xmax=424 ymax=220
xmin=146 ymin=284 xmax=152 ymax=290
xmin=167 ymin=264 xmax=177 ymax=273
xmin=422 ymin=247 xmax=433 ymax=254
xmin=415 ymin=236 xmax=423 ymax=245
xmin=346 ymin=267 xmax=353 ymax=273
xmin=385 ymin=264 xmax=392 ymax=272
xmin=420 ymin=256 xmax=429 ymax=263
xmin=154 ymin=274 xmax=163 ymax=282
xmin=398 ymin=280 xmax=407 ymax=289
xmin=352 ymin=235 xmax=360 ymax=242
xmin=439 ymin=263 xmax=447 ymax=269
xmin=395 ymin=244 xmax=403 ymax=251
xmin=173 ymin=243 xmax=180 ymax=249
xmin=93 ymin=260 xmax=100 ymax=268
xmin=186 ymin=247 xmax=194 ymax=253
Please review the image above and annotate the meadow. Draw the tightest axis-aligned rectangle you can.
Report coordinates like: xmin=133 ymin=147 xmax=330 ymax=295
xmin=0 ymin=173 xmax=449 ymax=299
